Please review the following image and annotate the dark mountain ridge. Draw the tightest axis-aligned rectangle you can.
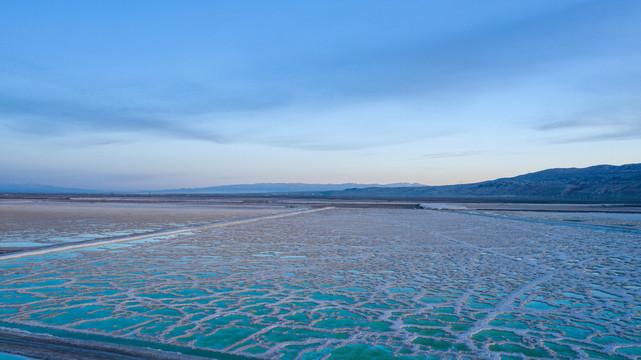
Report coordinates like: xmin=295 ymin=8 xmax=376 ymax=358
xmin=324 ymin=164 xmax=641 ymax=202
xmin=0 ymin=182 xmax=423 ymax=195
xmin=152 ymin=182 xmax=423 ymax=194
xmin=2 ymin=164 xmax=639 ymax=202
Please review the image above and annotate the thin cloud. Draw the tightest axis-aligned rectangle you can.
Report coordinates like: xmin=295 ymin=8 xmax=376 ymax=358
xmin=548 ymin=126 xmax=641 ymax=144
xmin=421 ymin=151 xmax=485 ymax=159
xmin=1 ymin=0 xmax=639 ymax=152
xmin=0 ymin=94 xmax=232 ymax=143
xmin=0 ymin=94 xmax=437 ymax=151
xmin=536 ymin=99 xmax=641 ymax=144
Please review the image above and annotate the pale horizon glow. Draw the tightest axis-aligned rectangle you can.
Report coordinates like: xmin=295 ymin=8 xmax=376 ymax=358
xmin=1 ymin=0 xmax=640 ymax=191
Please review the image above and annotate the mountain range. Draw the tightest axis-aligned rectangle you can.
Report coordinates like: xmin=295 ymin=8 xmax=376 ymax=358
xmin=0 ymin=182 xmax=422 ymax=195
xmin=150 ymin=182 xmax=423 ymax=194
xmin=2 ymin=164 xmax=639 ymax=202
xmin=323 ymin=164 xmax=641 ymax=202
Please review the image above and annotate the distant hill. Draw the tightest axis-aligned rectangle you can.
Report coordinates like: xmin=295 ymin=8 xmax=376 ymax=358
xmin=0 ymin=182 xmax=423 ymax=194
xmin=0 ymin=183 xmax=102 ymax=194
xmin=153 ymin=182 xmax=423 ymax=194
xmin=323 ymin=164 xmax=641 ymax=203
xmin=3 ymin=164 xmax=639 ymax=202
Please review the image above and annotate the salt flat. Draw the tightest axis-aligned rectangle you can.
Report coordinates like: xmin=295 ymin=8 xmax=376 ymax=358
xmin=0 ymin=202 xmax=640 ymax=359
xmin=0 ymin=201 xmax=290 ymax=250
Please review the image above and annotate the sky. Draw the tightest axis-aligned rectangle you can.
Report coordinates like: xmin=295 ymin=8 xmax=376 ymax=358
xmin=1 ymin=0 xmax=640 ymax=190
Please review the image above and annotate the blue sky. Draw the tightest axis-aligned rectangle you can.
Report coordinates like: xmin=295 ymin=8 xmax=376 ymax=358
xmin=1 ymin=0 xmax=640 ymax=190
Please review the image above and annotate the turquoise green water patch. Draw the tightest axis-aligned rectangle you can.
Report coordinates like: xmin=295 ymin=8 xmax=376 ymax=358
xmin=242 ymin=297 xmax=278 ymax=305
xmin=488 ymin=344 xmax=550 ymax=358
xmin=195 ymin=327 xmax=257 ymax=350
xmin=277 ymin=344 xmax=323 ymax=360
xmin=209 ymin=300 xmax=236 ymax=308
xmin=309 ymin=292 xmax=355 ymax=304
xmin=7 ymin=279 xmax=66 ymax=288
xmin=248 ymin=284 xmax=274 ymax=289
xmin=590 ymin=289 xmax=618 ymax=298
xmin=583 ymin=349 xmax=628 ymax=360
xmin=524 ymin=300 xmax=558 ymax=310
xmin=284 ymin=312 xmax=322 ymax=323
xmin=360 ymin=301 xmax=392 ymax=309
xmin=73 ymin=282 xmax=112 ymax=287
xmin=402 ymin=317 xmax=443 ymax=327
xmin=592 ymin=335 xmax=636 ymax=345
xmin=495 ymin=313 xmax=516 ymax=320
xmin=0 ymin=307 xmax=18 ymax=317
xmin=388 ymin=287 xmax=417 ymax=294
xmin=472 ymin=329 xmax=522 ymax=343
xmin=413 ymin=337 xmax=455 ymax=350
xmin=300 ymin=348 xmax=332 ymax=360
xmin=138 ymin=319 xmax=175 ymax=335
xmin=543 ymin=342 xmax=577 ymax=358
xmin=242 ymin=346 xmax=268 ymax=355
xmin=468 ymin=299 xmax=495 ymax=309
xmin=430 ymin=307 xmax=455 ymax=314
xmin=188 ymin=309 xmax=208 ymax=322
xmin=126 ymin=305 xmax=152 ymax=314
xmin=0 ymin=290 xmax=44 ymax=304
xmin=449 ymin=323 xmax=473 ymax=332
xmin=203 ymin=315 xmax=254 ymax=328
xmin=30 ymin=287 xmax=76 ymax=296
xmin=30 ymin=306 xmax=113 ymax=326
xmin=0 ymin=351 xmax=35 ymax=359
xmin=170 ymin=288 xmax=210 ymax=297
xmin=165 ymin=324 xmax=196 ymax=339
xmin=139 ymin=292 xmax=180 ymax=300
xmin=259 ymin=327 xmax=348 ymax=343
xmin=562 ymin=291 xmax=585 ymax=299
xmin=559 ymin=339 xmax=600 ymax=350
xmin=419 ymin=296 xmax=449 ymax=304
xmin=338 ymin=286 xmax=368 ymax=292
xmin=315 ymin=318 xmax=392 ymax=331
xmin=171 ymin=297 xmax=219 ymax=306
xmin=253 ymin=316 xmax=279 ymax=326
xmin=148 ymin=308 xmax=183 ymax=317
xmin=430 ymin=314 xmax=459 ymax=323
xmin=500 ymin=356 xmax=521 ymax=360
xmin=489 ymin=319 xmax=528 ymax=330
xmin=404 ymin=327 xmax=450 ymax=338
xmin=279 ymin=301 xmax=320 ymax=309
xmin=244 ymin=304 xmax=273 ymax=316
xmin=235 ymin=290 xmax=269 ymax=296
xmin=574 ymin=321 xmax=607 ymax=333
xmin=79 ymin=288 xmax=120 ymax=297
xmin=170 ymin=331 xmax=201 ymax=343
xmin=547 ymin=324 xmax=592 ymax=339
xmin=617 ymin=346 xmax=641 ymax=356
xmin=328 ymin=344 xmax=424 ymax=360
xmin=73 ymin=316 xmax=150 ymax=332
xmin=316 ymin=308 xmax=366 ymax=319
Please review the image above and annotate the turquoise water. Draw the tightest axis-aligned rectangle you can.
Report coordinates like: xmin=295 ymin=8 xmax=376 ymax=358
xmin=1 ymin=208 xmax=640 ymax=359
xmin=0 ymin=353 xmax=36 ymax=360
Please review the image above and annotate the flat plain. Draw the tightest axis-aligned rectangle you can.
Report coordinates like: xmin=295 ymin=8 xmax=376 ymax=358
xmin=0 ymin=198 xmax=640 ymax=359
